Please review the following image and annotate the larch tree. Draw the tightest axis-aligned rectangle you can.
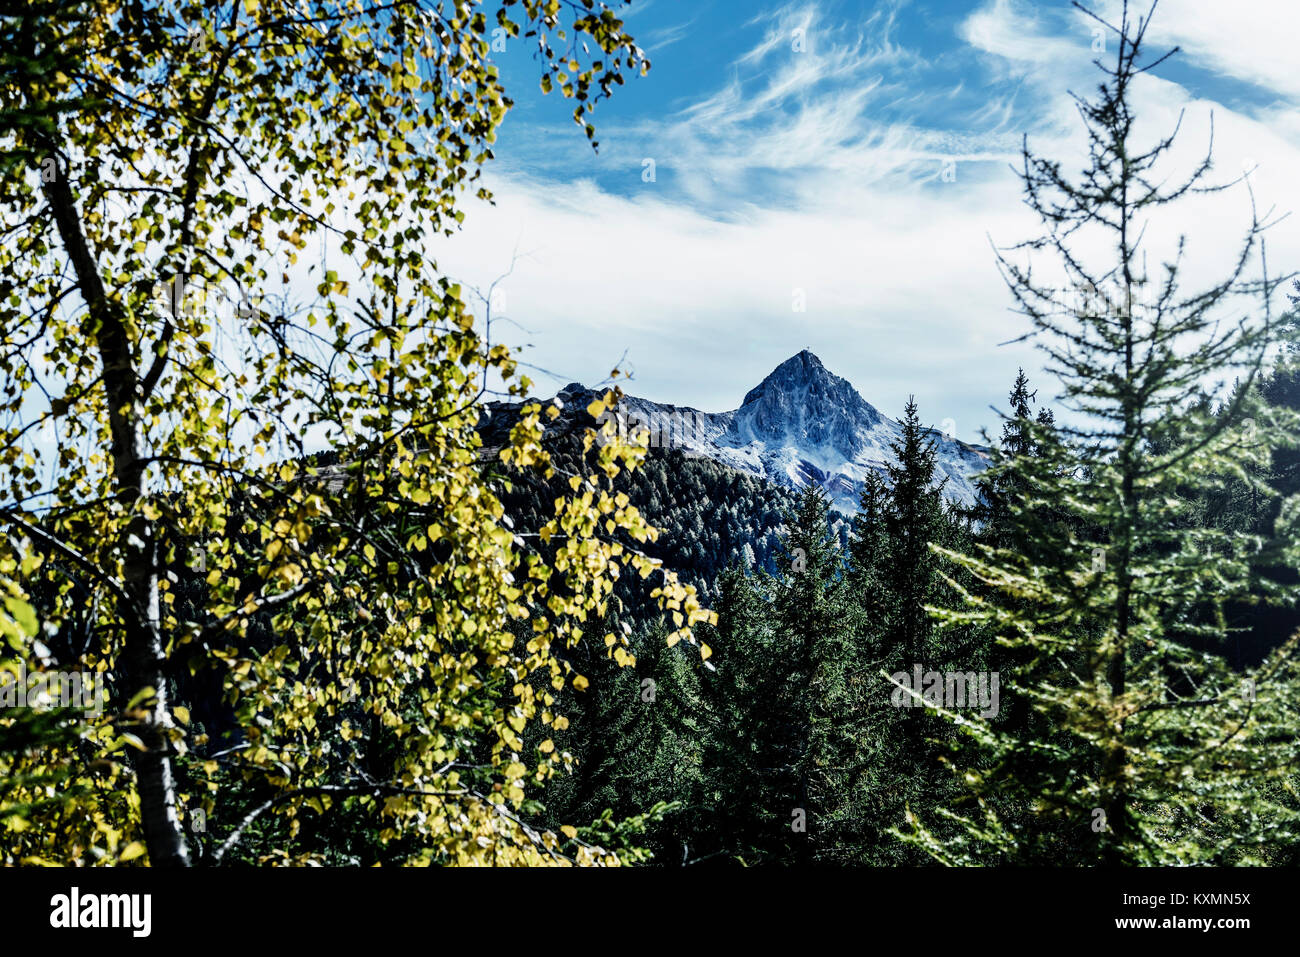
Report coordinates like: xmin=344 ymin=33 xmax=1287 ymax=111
xmin=904 ymin=0 xmax=1300 ymax=865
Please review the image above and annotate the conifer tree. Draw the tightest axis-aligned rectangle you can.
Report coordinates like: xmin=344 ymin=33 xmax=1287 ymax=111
xmin=846 ymin=407 xmax=977 ymax=862
xmin=849 ymin=471 xmax=891 ymax=616
xmin=906 ymin=0 xmax=1300 ymax=865
xmin=981 ymin=369 xmax=1038 ymax=548
xmin=882 ymin=399 xmax=949 ymax=664
xmin=698 ymin=561 xmax=779 ymax=863
xmin=697 ymin=488 xmax=863 ymax=863
xmin=767 ymin=486 xmax=858 ymax=863
xmin=542 ymin=615 xmax=704 ymax=864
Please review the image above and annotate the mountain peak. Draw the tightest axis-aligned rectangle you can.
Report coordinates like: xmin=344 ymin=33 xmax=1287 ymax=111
xmin=497 ymin=351 xmax=988 ymax=513
xmin=741 ymin=350 xmax=834 ymax=406
xmin=730 ymin=351 xmax=884 ymax=460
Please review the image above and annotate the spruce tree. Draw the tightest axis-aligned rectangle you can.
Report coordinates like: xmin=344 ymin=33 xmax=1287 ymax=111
xmin=849 ymin=471 xmax=892 ymax=615
xmin=846 ymin=404 xmax=979 ymax=862
xmin=906 ymin=0 xmax=1300 ymax=865
xmin=698 ymin=487 xmax=862 ymax=863
xmin=697 ymin=562 xmax=779 ymax=863
xmin=883 ymin=398 xmax=949 ymax=664
xmin=981 ymin=369 xmax=1039 ymax=549
xmin=767 ymin=485 xmax=859 ymax=863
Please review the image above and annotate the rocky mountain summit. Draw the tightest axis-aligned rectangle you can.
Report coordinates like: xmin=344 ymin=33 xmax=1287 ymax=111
xmin=481 ymin=350 xmax=990 ymax=513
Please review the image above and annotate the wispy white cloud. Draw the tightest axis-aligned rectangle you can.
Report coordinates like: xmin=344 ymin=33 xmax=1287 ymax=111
xmin=641 ymin=19 xmax=696 ymax=53
xmin=1100 ymin=0 xmax=1300 ymax=102
xmin=432 ymin=0 xmax=1300 ymax=440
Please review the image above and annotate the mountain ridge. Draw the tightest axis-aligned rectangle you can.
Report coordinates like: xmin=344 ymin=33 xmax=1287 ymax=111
xmin=484 ymin=351 xmax=990 ymax=513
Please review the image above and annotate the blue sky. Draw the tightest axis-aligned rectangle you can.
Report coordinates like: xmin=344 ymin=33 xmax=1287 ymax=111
xmin=432 ymin=0 xmax=1300 ymax=441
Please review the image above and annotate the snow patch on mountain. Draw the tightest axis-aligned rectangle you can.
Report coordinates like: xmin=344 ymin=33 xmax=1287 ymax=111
xmin=545 ymin=350 xmax=989 ymax=514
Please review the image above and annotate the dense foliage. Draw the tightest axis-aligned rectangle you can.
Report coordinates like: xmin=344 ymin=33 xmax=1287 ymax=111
xmin=0 ymin=0 xmax=718 ymax=867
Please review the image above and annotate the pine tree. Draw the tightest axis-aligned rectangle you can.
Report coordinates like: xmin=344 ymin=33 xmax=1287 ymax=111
xmin=906 ymin=0 xmax=1300 ymax=865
